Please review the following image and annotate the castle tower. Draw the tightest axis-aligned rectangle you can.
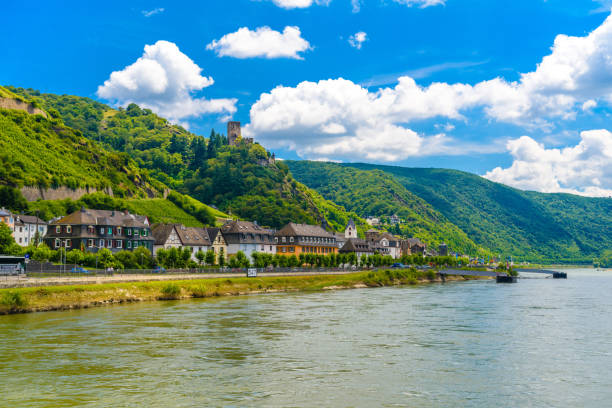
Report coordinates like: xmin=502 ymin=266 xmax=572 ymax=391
xmin=228 ymin=121 xmax=241 ymax=145
xmin=345 ymin=219 xmax=357 ymax=239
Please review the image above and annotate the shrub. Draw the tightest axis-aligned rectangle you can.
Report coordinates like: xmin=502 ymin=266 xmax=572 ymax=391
xmin=160 ymin=283 xmax=181 ymax=299
xmin=0 ymin=291 xmax=26 ymax=310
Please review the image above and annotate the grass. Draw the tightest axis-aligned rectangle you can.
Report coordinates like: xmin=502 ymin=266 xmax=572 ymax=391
xmin=0 ymin=269 xmax=477 ymax=315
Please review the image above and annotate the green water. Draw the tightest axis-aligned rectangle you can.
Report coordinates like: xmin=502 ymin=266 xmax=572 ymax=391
xmin=1 ymin=269 xmax=611 ymax=407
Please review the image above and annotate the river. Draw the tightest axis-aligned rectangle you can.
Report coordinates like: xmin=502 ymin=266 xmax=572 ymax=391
xmin=1 ymin=268 xmax=611 ymax=407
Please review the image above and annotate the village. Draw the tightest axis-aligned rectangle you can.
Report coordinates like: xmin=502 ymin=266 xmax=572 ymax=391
xmin=0 ymin=204 xmax=456 ymax=272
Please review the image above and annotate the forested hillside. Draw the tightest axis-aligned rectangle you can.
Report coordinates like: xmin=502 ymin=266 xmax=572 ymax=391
xmin=287 ymin=161 xmax=612 ymax=263
xmin=285 ymin=162 xmax=485 ymax=255
xmin=6 ymin=87 xmax=361 ymax=230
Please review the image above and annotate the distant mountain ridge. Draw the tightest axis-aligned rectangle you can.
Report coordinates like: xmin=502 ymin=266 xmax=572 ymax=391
xmin=287 ymin=161 xmax=611 ymax=263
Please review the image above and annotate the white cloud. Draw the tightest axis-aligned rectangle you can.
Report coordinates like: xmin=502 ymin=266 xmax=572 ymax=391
xmin=351 ymin=0 xmax=361 ymax=12
xmin=244 ymin=14 xmax=612 ymax=163
xmin=348 ymin=31 xmax=367 ymax=49
xmin=207 ymin=26 xmax=311 ymax=59
xmin=393 ymin=0 xmax=446 ymax=7
xmin=582 ymin=99 xmax=597 ymax=111
xmin=142 ymin=7 xmax=164 ymax=17
xmin=270 ymin=0 xmax=330 ymax=9
xmin=97 ymin=40 xmax=236 ymax=122
xmin=484 ymin=130 xmax=612 ymax=197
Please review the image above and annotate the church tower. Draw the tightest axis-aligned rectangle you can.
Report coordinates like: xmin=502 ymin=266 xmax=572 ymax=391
xmin=345 ymin=219 xmax=357 ymax=239
xmin=228 ymin=121 xmax=241 ymax=145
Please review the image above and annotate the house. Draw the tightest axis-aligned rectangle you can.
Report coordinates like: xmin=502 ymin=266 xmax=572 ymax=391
xmin=207 ymin=227 xmax=228 ymax=263
xmin=339 ymin=238 xmax=374 ymax=258
xmin=401 ymin=238 xmax=426 ymax=256
xmin=44 ymin=208 xmax=154 ymax=253
xmin=275 ymin=223 xmax=338 ymax=256
xmin=220 ymin=220 xmax=276 ymax=258
xmin=334 ymin=232 xmax=347 ymax=249
xmin=365 ymin=216 xmax=380 ymax=226
xmin=152 ymin=224 xmax=212 ymax=260
xmin=0 ymin=208 xmax=14 ymax=231
xmin=13 ymin=214 xmax=47 ymax=247
xmin=345 ymin=219 xmax=358 ymax=239
xmin=389 ymin=214 xmax=401 ymax=225
xmin=364 ymin=229 xmax=402 ymax=258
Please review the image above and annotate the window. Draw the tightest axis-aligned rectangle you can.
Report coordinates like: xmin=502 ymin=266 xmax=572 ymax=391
xmin=117 ymin=240 xmax=122 ymax=249
xmin=275 ymin=237 xmax=278 ymax=243
xmin=117 ymin=227 xmax=122 ymax=235
xmin=281 ymin=247 xmax=286 ymax=253
xmin=88 ymin=239 xmax=94 ymax=248
xmin=55 ymin=238 xmax=61 ymax=248
xmin=19 ymin=227 xmax=23 ymax=233
xmin=65 ymin=239 xmax=71 ymax=248
xmin=127 ymin=228 xmax=132 ymax=236
xmin=289 ymin=247 xmax=295 ymax=253
xmin=107 ymin=240 xmax=112 ymax=248
xmin=270 ymin=246 xmax=273 ymax=251
xmin=127 ymin=241 xmax=131 ymax=249
xmin=66 ymin=225 xmax=72 ymax=233
xmin=282 ymin=237 xmax=286 ymax=243
xmin=18 ymin=237 xmax=22 ymax=243
xmin=134 ymin=241 xmax=139 ymax=248
xmin=142 ymin=229 xmax=147 ymax=237
xmin=134 ymin=229 xmax=139 ymax=236
xmin=108 ymin=227 xmax=112 ymax=235
xmin=99 ymin=239 xmax=104 ymax=248
xmin=100 ymin=227 xmax=105 ymax=235
xmin=261 ymin=245 xmax=264 ymax=251
xmin=56 ymin=226 xmax=61 ymax=233
xmin=289 ymin=237 xmax=294 ymax=243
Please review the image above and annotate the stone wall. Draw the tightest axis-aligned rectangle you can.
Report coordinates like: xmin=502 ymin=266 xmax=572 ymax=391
xmin=0 ymin=97 xmax=48 ymax=118
xmin=20 ymin=186 xmax=114 ymax=202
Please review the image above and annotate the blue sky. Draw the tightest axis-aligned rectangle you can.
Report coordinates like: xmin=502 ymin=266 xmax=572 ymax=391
xmin=2 ymin=0 xmax=612 ymax=196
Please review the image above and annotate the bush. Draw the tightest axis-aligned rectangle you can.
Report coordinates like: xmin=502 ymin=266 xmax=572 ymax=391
xmin=0 ymin=291 xmax=26 ymax=310
xmin=160 ymin=283 xmax=181 ymax=299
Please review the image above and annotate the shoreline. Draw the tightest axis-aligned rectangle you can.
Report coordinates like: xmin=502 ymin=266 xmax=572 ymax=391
xmin=0 ymin=269 xmax=483 ymax=315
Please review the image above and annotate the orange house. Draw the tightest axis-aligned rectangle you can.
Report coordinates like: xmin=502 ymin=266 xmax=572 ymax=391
xmin=275 ymin=223 xmax=338 ymax=256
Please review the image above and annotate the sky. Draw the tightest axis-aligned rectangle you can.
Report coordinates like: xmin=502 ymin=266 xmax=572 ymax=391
xmin=2 ymin=0 xmax=612 ymax=197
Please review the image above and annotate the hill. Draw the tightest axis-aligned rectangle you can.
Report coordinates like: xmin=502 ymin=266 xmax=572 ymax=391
xmin=287 ymin=161 xmax=612 ymax=263
xmin=5 ymin=87 xmax=361 ymax=231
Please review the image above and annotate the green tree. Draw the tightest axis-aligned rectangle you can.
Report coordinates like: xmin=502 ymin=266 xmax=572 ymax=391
xmin=205 ymin=249 xmax=215 ymax=266
xmin=195 ymin=249 xmax=205 ymax=266
xmin=218 ymin=248 xmax=226 ymax=267
xmin=32 ymin=243 xmax=52 ymax=262
xmin=133 ymin=246 xmax=153 ymax=268
xmin=236 ymin=251 xmax=250 ymax=268
xmin=0 ymin=222 xmax=20 ymax=255
xmin=66 ymin=249 xmax=85 ymax=265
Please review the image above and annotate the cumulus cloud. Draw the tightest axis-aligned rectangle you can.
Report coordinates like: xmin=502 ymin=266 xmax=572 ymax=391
xmin=142 ymin=8 xmax=164 ymax=17
xmin=243 ymin=14 xmax=612 ymax=162
xmin=484 ymin=130 xmax=612 ymax=197
xmin=97 ymin=40 xmax=236 ymax=122
xmin=348 ymin=31 xmax=367 ymax=49
xmin=393 ymin=0 xmax=446 ymax=7
xmin=270 ymin=0 xmax=330 ymax=9
xmin=207 ymin=26 xmax=311 ymax=59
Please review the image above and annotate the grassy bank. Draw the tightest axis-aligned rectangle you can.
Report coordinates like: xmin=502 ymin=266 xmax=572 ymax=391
xmin=0 ymin=269 xmax=478 ymax=315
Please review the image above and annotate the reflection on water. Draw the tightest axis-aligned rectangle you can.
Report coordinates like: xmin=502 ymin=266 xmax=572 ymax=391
xmin=1 ymin=269 xmax=612 ymax=407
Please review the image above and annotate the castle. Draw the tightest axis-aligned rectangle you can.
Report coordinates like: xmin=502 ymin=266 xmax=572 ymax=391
xmin=227 ymin=121 xmax=253 ymax=145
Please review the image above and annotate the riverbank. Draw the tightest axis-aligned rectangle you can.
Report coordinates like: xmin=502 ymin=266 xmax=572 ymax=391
xmin=0 ymin=269 xmax=481 ymax=315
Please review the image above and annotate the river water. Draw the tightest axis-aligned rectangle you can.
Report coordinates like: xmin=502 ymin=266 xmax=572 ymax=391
xmin=1 ymin=268 xmax=611 ymax=407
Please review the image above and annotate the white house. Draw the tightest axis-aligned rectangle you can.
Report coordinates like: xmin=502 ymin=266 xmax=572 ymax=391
xmin=13 ymin=214 xmax=47 ymax=247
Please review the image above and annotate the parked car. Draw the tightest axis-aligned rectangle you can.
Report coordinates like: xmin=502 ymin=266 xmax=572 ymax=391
xmin=391 ymin=263 xmax=406 ymax=268
xmin=153 ymin=266 xmax=167 ymax=273
xmin=70 ymin=267 xmax=89 ymax=274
